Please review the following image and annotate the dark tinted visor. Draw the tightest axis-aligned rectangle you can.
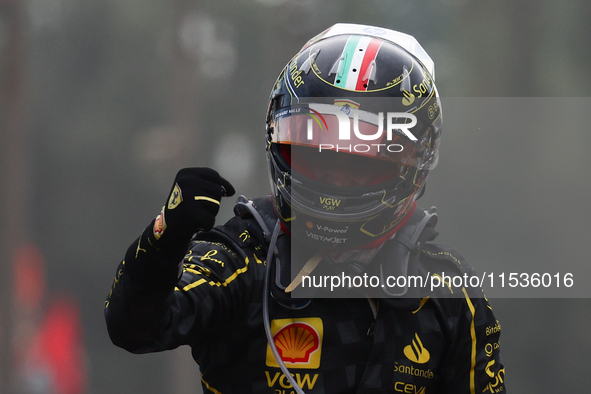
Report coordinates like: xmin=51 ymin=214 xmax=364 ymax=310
xmin=270 ymin=103 xmax=423 ymax=168
xmin=280 ymin=144 xmax=400 ymax=187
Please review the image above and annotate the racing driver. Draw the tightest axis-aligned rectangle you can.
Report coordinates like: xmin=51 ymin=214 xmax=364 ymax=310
xmin=105 ymin=23 xmax=506 ymax=394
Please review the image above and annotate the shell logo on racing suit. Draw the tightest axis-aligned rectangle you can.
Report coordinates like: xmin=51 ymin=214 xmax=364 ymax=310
xmin=266 ymin=317 xmax=323 ymax=369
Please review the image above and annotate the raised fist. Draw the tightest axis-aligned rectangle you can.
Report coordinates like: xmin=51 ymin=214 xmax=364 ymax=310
xmin=149 ymin=167 xmax=235 ymax=252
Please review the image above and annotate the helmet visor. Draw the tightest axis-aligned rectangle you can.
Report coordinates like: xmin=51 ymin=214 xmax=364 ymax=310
xmin=270 ymin=102 xmax=431 ymax=170
xmin=280 ymin=144 xmax=401 ymax=187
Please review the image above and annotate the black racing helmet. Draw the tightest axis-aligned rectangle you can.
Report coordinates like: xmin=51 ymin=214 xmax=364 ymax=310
xmin=266 ymin=24 xmax=442 ymax=251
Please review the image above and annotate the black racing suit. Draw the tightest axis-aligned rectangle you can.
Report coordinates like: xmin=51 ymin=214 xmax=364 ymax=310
xmin=105 ymin=196 xmax=506 ymax=393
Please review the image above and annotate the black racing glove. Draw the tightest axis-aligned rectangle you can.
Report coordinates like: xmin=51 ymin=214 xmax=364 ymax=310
xmin=147 ymin=167 xmax=235 ymax=255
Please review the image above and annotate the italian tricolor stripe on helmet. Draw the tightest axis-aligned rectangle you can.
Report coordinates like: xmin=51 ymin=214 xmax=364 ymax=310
xmin=331 ymin=36 xmax=383 ymax=91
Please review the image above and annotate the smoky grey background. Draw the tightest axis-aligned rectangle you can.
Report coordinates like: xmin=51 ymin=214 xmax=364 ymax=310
xmin=425 ymin=97 xmax=591 ymax=298
xmin=1 ymin=0 xmax=590 ymax=393
xmin=291 ymin=97 xmax=591 ymax=299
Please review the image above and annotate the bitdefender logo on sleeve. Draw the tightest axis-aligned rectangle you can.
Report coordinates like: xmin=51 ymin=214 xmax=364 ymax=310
xmin=266 ymin=317 xmax=323 ymax=369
